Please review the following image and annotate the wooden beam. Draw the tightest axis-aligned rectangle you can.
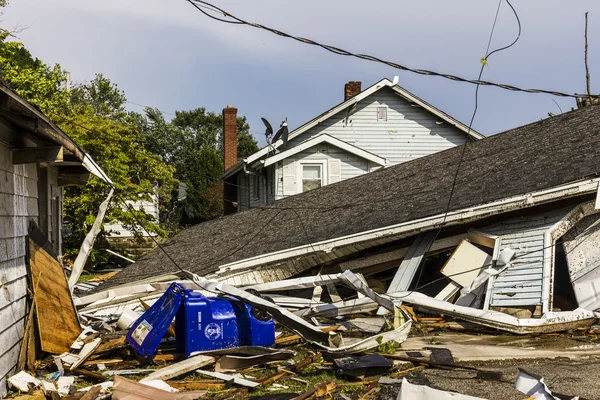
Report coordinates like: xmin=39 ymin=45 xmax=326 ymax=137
xmin=58 ymin=169 xmax=90 ymax=186
xmin=13 ymin=146 xmax=64 ymax=164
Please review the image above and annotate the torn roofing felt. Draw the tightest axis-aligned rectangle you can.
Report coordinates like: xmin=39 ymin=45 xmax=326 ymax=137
xmin=97 ymin=104 xmax=600 ymax=291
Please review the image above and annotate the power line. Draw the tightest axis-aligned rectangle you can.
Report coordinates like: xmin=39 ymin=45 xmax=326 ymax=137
xmin=187 ymin=0 xmax=597 ymax=99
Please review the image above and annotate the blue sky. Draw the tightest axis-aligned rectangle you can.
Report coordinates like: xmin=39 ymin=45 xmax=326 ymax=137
xmin=4 ymin=0 xmax=600 ymax=146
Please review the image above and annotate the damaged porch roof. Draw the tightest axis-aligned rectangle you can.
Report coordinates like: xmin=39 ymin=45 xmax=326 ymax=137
xmin=99 ymin=104 xmax=600 ymax=290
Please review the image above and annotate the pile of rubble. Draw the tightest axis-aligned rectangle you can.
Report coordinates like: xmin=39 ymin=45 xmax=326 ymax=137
xmin=9 ymin=235 xmax=597 ymax=400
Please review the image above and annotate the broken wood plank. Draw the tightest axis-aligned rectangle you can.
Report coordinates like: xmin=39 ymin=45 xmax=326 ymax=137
xmin=275 ymin=325 xmax=340 ymax=344
xmin=69 ymin=338 xmax=102 ymax=370
xmin=113 ymin=376 xmax=206 ymax=400
xmin=168 ymin=380 xmax=225 ymax=390
xmin=258 ymin=371 xmax=288 ymax=387
xmin=72 ymin=369 xmax=108 ymax=382
xmin=93 ymin=336 xmax=127 ymax=355
xmin=140 ymin=354 xmax=216 ymax=382
xmin=292 ymin=380 xmax=336 ymax=400
xmin=29 ymin=239 xmax=81 ymax=354
xmin=79 ymin=385 xmax=101 ymax=400
xmin=390 ymin=365 xmax=426 ymax=378
xmin=350 ymin=382 xmax=377 ymax=400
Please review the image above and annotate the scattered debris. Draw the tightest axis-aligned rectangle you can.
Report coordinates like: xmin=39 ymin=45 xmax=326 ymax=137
xmin=397 ymin=378 xmax=487 ymax=399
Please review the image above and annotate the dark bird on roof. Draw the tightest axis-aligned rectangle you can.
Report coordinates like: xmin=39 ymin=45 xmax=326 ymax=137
xmin=273 ymin=119 xmax=289 ymax=149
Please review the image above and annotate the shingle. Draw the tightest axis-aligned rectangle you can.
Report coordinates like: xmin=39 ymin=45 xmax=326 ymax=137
xmin=98 ymin=105 xmax=600 ymax=290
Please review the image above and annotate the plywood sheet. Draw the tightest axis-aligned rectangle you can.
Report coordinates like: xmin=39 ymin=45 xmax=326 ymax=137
xmin=28 ymin=239 xmax=80 ymax=354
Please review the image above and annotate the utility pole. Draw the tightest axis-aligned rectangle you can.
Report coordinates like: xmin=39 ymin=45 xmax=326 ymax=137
xmin=585 ymin=12 xmax=591 ymax=97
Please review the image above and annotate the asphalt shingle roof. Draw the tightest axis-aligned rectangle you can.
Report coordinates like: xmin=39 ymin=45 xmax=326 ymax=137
xmin=99 ymin=104 xmax=600 ymax=290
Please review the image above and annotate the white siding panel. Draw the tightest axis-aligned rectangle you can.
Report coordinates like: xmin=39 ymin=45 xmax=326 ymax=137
xmin=288 ymin=87 xmax=467 ymax=167
xmin=0 ymin=143 xmax=38 ymax=397
xmin=480 ymin=207 xmax=574 ymax=307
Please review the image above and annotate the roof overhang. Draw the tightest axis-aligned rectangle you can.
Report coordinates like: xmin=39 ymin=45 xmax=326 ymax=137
xmin=212 ymin=177 xmax=600 ymax=278
xmin=262 ymin=134 xmax=386 ymax=167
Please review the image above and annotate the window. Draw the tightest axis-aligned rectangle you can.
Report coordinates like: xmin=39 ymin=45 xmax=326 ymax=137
xmin=377 ymin=106 xmax=387 ymax=121
xmin=302 ymin=164 xmax=322 ymax=192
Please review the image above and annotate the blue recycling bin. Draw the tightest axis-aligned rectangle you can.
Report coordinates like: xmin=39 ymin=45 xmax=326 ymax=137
xmin=127 ymin=283 xmax=275 ymax=358
xmin=175 ymin=290 xmax=275 ymax=356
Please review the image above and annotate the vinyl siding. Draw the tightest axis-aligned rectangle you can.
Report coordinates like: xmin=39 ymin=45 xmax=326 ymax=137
xmin=272 ymin=145 xmax=369 ymax=201
xmin=0 ymin=142 xmax=38 ymax=397
xmin=480 ymin=207 xmax=574 ymax=307
xmin=288 ymin=87 xmax=468 ymax=166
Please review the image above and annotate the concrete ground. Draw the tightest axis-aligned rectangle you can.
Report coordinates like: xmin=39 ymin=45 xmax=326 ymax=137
xmin=376 ymin=332 xmax=600 ymax=399
xmin=379 ymin=358 xmax=600 ymax=400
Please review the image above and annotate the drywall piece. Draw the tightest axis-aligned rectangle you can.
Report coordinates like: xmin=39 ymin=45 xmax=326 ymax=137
xmin=29 ymin=239 xmax=81 ymax=354
xmin=196 ymin=370 xmax=259 ymax=388
xmin=57 ymin=376 xmax=75 ymax=396
xmin=140 ymin=355 xmax=216 ymax=382
xmin=8 ymin=371 xmax=40 ymax=392
xmin=113 ymin=376 xmax=206 ymax=400
xmin=398 ymin=378 xmax=486 ymax=400
xmin=387 ymin=231 xmax=438 ymax=294
xmin=440 ymin=240 xmax=492 ymax=287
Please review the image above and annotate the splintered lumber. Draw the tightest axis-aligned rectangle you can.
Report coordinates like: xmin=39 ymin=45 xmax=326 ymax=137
xmin=79 ymin=386 xmax=102 ymax=400
xmin=276 ymin=325 xmax=340 ymax=344
xmin=258 ymin=371 xmax=289 ymax=387
xmin=72 ymin=369 xmax=108 ymax=382
xmin=29 ymin=239 xmax=81 ymax=354
xmin=291 ymin=353 xmax=322 ymax=372
xmin=390 ymin=365 xmax=425 ymax=378
xmin=351 ymin=382 xmax=378 ymax=400
xmin=139 ymin=355 xmax=216 ymax=382
xmin=292 ymin=379 xmax=336 ymax=400
xmin=168 ymin=380 xmax=225 ymax=390
xmin=94 ymin=336 xmax=127 ymax=355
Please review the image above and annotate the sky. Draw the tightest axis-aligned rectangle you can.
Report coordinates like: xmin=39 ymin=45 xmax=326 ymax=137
xmin=3 ymin=0 xmax=600 ymax=146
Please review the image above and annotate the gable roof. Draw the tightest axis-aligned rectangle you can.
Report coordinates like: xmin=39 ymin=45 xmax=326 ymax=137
xmin=224 ymin=78 xmax=483 ymax=178
xmin=262 ymin=134 xmax=386 ymax=167
xmin=100 ymin=104 xmax=600 ymax=291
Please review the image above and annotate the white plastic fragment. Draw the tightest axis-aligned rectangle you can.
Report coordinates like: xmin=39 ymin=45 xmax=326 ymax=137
xmin=40 ymin=380 xmax=57 ymax=394
xmin=196 ymin=370 xmax=259 ymax=388
xmin=71 ymin=326 xmax=98 ymax=351
xmin=116 ymin=308 xmax=142 ymax=330
xmin=398 ymin=378 xmax=486 ymax=399
xmin=514 ymin=369 xmax=575 ymax=400
xmin=8 ymin=371 xmax=40 ymax=393
xmin=57 ymin=376 xmax=75 ymax=396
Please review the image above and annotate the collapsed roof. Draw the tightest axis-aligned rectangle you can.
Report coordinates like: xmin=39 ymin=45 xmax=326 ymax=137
xmin=100 ymin=104 xmax=600 ymax=290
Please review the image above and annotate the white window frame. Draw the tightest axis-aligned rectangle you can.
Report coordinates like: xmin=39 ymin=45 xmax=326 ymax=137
xmin=297 ymin=160 xmax=327 ymax=193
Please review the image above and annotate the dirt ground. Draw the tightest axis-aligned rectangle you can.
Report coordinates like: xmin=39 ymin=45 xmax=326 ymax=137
xmin=378 ymin=357 xmax=600 ymax=400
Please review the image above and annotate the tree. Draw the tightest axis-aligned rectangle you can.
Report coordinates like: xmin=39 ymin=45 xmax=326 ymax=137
xmin=142 ymin=107 xmax=258 ymax=226
xmin=0 ymin=31 xmax=176 ymax=266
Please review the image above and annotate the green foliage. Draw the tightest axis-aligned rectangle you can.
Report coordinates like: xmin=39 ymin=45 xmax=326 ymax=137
xmin=142 ymin=107 xmax=258 ymax=226
xmin=0 ymin=32 xmax=176 ymax=267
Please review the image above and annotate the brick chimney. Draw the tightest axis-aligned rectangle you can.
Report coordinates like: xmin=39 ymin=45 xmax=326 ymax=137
xmin=223 ymin=105 xmax=238 ymax=216
xmin=344 ymin=81 xmax=362 ymax=101
xmin=223 ymin=105 xmax=238 ymax=171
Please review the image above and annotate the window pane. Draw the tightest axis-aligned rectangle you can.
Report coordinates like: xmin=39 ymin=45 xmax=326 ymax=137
xmin=303 ymin=165 xmax=321 ymax=179
xmin=303 ymin=179 xmax=321 ymax=192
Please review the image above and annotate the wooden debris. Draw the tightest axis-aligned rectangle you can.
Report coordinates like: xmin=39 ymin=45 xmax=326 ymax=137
xmin=168 ymin=380 xmax=226 ymax=390
xmin=140 ymin=355 xmax=216 ymax=382
xmin=258 ymin=370 xmax=289 ymax=387
xmin=275 ymin=325 xmax=340 ymax=344
xmin=79 ymin=385 xmax=102 ymax=400
xmin=11 ymin=390 xmax=46 ymax=400
xmin=29 ymin=239 xmax=81 ymax=354
xmin=94 ymin=336 xmax=127 ymax=355
xmin=350 ymin=381 xmax=378 ymax=400
xmin=112 ymin=376 xmax=206 ymax=400
xmin=292 ymin=379 xmax=336 ymax=400
xmin=390 ymin=365 xmax=425 ymax=378
xmin=72 ymin=368 xmax=108 ymax=382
